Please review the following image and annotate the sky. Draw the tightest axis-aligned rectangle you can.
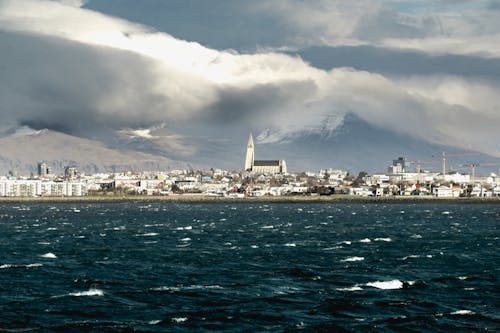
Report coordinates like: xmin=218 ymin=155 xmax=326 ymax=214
xmin=0 ymin=0 xmax=499 ymax=168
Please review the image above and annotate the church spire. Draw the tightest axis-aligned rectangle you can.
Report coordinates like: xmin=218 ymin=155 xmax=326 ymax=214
xmin=245 ymin=133 xmax=254 ymax=171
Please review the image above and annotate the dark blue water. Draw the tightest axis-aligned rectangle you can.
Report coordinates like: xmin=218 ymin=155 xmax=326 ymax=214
xmin=0 ymin=203 xmax=498 ymax=332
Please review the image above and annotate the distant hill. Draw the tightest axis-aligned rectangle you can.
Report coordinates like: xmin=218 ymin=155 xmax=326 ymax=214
xmin=1 ymin=115 xmax=498 ymax=176
xmin=0 ymin=129 xmax=191 ymax=175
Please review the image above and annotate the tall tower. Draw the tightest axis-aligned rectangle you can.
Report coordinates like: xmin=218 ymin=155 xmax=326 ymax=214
xmin=244 ymin=133 xmax=254 ymax=171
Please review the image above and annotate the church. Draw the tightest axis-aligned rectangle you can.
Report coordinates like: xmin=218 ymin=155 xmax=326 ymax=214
xmin=244 ymin=133 xmax=287 ymax=174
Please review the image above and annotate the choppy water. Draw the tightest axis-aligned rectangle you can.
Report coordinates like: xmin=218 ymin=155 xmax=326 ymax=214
xmin=0 ymin=202 xmax=499 ymax=332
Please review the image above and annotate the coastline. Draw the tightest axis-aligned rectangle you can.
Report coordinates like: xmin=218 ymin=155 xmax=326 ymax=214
xmin=0 ymin=194 xmax=499 ymax=204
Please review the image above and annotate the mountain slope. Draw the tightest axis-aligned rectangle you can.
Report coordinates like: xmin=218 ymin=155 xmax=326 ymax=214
xmin=253 ymin=113 xmax=500 ymax=173
xmin=0 ymin=130 xmax=191 ymax=175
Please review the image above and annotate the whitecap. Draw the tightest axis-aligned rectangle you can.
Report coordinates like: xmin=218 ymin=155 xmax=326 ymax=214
xmin=0 ymin=263 xmax=42 ymax=269
xmin=137 ymin=232 xmax=158 ymax=237
xmin=176 ymin=226 xmax=192 ymax=230
xmin=340 ymin=241 xmax=352 ymax=245
xmin=69 ymin=288 xmax=104 ymax=297
xmin=180 ymin=238 xmax=191 ymax=242
xmin=260 ymin=225 xmax=274 ymax=229
xmin=442 ymin=211 xmax=450 ymax=215
xmin=366 ymin=280 xmax=403 ymax=290
xmin=336 ymin=286 xmax=363 ymax=291
xmin=284 ymin=243 xmax=296 ymax=247
xmin=149 ymin=320 xmax=161 ymax=325
xmin=341 ymin=256 xmax=365 ymax=262
xmin=152 ymin=286 xmax=181 ymax=292
xmin=410 ymin=234 xmax=422 ymax=239
xmin=451 ymin=310 xmax=475 ymax=315
xmin=375 ymin=238 xmax=392 ymax=242
xmin=457 ymin=276 xmax=468 ymax=280
xmin=40 ymin=253 xmax=57 ymax=259
xmin=188 ymin=285 xmax=223 ymax=290
xmin=359 ymin=238 xmax=371 ymax=243
xmin=250 ymin=245 xmax=259 ymax=248
xmin=323 ymin=246 xmax=341 ymax=251
xmin=171 ymin=317 xmax=187 ymax=323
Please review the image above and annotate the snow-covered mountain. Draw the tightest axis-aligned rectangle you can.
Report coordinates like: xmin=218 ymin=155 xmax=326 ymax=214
xmin=253 ymin=113 xmax=500 ymax=174
xmin=1 ymin=114 xmax=498 ymax=176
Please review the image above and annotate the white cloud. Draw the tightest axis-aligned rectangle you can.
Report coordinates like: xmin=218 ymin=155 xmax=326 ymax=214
xmin=51 ymin=0 xmax=87 ymax=7
xmin=252 ymin=0 xmax=500 ymax=57
xmin=0 ymin=0 xmax=498 ymax=158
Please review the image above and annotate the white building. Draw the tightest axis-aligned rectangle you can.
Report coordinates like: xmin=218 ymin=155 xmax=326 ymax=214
xmin=0 ymin=180 xmax=87 ymax=197
xmin=244 ymin=133 xmax=287 ymax=174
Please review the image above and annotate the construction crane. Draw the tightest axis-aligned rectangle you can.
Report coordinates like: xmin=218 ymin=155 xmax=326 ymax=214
xmin=452 ymin=162 xmax=500 ymax=184
xmin=472 ymin=162 xmax=500 ymax=183
xmin=432 ymin=151 xmax=479 ymax=177
xmin=406 ymin=160 xmax=435 ymax=184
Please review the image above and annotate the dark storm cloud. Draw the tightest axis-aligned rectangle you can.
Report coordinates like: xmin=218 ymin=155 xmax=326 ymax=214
xmin=205 ymin=80 xmax=317 ymax=125
xmin=1 ymin=0 xmax=498 ymax=159
xmin=0 ymin=31 xmax=178 ymax=136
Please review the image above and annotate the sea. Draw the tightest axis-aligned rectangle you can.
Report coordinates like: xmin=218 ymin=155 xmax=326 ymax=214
xmin=0 ymin=202 xmax=498 ymax=332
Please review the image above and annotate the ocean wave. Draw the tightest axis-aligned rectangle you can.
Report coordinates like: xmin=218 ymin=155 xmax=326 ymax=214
xmin=336 ymin=286 xmax=363 ymax=291
xmin=135 ymin=232 xmax=158 ymax=237
xmin=366 ymin=280 xmax=403 ymax=290
xmin=401 ymin=254 xmax=433 ymax=260
xmin=175 ymin=226 xmax=192 ymax=230
xmin=341 ymin=256 xmax=365 ymax=262
xmin=40 ymin=253 xmax=57 ymax=259
xmin=152 ymin=285 xmax=223 ymax=293
xmin=0 ymin=263 xmax=43 ymax=269
xmin=450 ymin=310 xmax=475 ymax=315
xmin=68 ymin=288 xmax=104 ymax=297
xmin=171 ymin=317 xmax=188 ymax=323
xmin=374 ymin=238 xmax=392 ymax=242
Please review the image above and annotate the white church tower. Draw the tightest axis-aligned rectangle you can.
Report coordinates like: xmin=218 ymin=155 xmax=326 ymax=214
xmin=244 ymin=133 xmax=254 ymax=171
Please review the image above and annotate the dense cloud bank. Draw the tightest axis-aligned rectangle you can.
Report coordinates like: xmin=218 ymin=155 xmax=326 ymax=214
xmin=0 ymin=0 xmax=498 ymax=161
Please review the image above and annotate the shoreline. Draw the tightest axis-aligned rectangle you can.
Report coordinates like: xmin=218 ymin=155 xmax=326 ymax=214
xmin=0 ymin=194 xmax=499 ymax=204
